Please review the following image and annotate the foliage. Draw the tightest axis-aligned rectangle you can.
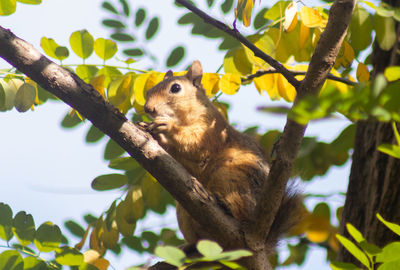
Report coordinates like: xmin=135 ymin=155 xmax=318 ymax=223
xmin=331 ymin=214 xmax=400 ymax=270
xmin=1 ymin=0 xmax=400 ymax=269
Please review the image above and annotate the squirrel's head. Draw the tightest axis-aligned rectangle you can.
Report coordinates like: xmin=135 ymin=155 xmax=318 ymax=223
xmin=144 ymin=60 xmax=209 ymax=122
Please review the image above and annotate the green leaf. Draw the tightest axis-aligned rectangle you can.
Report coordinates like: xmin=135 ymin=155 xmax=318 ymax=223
xmin=135 ymin=8 xmax=146 ymax=27
xmin=384 ymin=66 xmax=400 ymax=82
xmin=34 ymin=222 xmax=62 ymax=252
xmin=377 ymin=144 xmax=400 ymax=159
xmin=0 ymin=250 xmax=23 ymax=270
xmin=85 ymin=124 xmax=105 ymax=143
xmin=61 ymin=110 xmax=83 ymax=129
xmin=64 ymin=220 xmax=85 ymax=238
xmin=197 ymin=240 xmax=223 ymax=257
xmin=374 ymin=14 xmax=396 ymax=51
xmin=108 ymin=157 xmax=140 ymax=171
xmin=76 ymin=65 xmax=99 ymax=83
xmin=12 ymin=211 xmax=35 ymax=246
xmin=349 ymin=6 xmax=373 ymax=53
xmin=264 ymin=1 xmax=290 ymax=21
xmin=336 ymin=234 xmax=370 ymax=268
xmin=141 ymin=174 xmax=163 ymax=212
xmin=69 ymin=30 xmax=94 ymax=59
xmin=376 ymin=3 xmax=395 ymax=17
xmin=23 ymin=256 xmax=48 ymax=270
xmin=120 ymin=0 xmax=130 ymax=16
xmin=123 ymin=48 xmax=144 ymax=57
xmin=94 ymin=38 xmax=117 ymax=61
xmin=104 ymin=138 xmax=125 ymax=160
xmin=220 ymin=0 xmax=234 ymax=14
xmin=377 ymin=213 xmax=400 ymax=236
xmin=102 ymin=1 xmax=118 ymax=14
xmin=102 ymin=19 xmax=126 ymax=29
xmin=313 ymin=202 xmax=331 ymax=220
xmin=154 ymin=246 xmax=186 ymax=267
xmin=0 ymin=81 xmax=5 ymax=110
xmin=14 ymin=83 xmax=36 ymax=112
xmin=145 ymin=17 xmax=159 ymax=40
xmin=0 ymin=203 xmax=13 ymax=241
xmin=91 ymin=174 xmax=128 ymax=191
xmin=17 ymin=0 xmax=41 ymax=4
xmin=378 ymin=259 xmax=400 ymax=270
xmin=40 ymin=37 xmax=69 ymax=61
xmin=359 ymin=240 xmax=382 ymax=256
xmin=330 ymin=261 xmax=360 ymax=270
xmin=346 ymin=223 xmax=365 ymax=243
xmin=55 ymin=246 xmax=83 ymax=266
xmin=376 ymin=242 xmax=400 ymax=262
xmin=0 ymin=0 xmax=16 ymax=16
xmin=254 ymin=7 xmax=268 ymax=29
xmin=111 ymin=33 xmax=135 ymax=42
xmin=166 ymin=46 xmax=185 ymax=67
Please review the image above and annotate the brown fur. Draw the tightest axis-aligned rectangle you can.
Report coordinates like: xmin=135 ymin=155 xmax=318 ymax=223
xmin=143 ymin=60 xmax=299 ymax=247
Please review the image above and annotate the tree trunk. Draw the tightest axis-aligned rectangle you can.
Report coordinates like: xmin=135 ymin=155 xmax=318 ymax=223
xmin=338 ymin=0 xmax=400 ymax=262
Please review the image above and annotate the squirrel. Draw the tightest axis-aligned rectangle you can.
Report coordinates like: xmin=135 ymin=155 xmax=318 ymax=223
xmin=140 ymin=60 xmax=300 ymax=250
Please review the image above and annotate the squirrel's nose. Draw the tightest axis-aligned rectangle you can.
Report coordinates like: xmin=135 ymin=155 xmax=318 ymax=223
xmin=144 ymin=104 xmax=156 ymax=116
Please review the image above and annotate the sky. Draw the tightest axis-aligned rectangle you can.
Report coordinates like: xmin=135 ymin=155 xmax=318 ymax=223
xmin=0 ymin=0 xmax=351 ymax=269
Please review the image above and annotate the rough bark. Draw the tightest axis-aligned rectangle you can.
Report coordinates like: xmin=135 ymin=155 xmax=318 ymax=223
xmin=338 ymin=0 xmax=400 ymax=263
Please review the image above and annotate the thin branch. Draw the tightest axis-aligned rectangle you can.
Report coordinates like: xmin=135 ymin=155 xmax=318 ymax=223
xmin=242 ymin=68 xmax=357 ymax=86
xmin=0 ymin=26 xmax=243 ymax=249
xmin=175 ymin=0 xmax=300 ymax=89
xmin=250 ymin=0 xmax=357 ymax=240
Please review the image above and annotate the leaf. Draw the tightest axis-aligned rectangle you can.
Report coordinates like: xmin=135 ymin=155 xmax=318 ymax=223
xmin=384 ymin=66 xmax=400 ymax=82
xmin=146 ymin=17 xmax=159 ymax=40
xmin=125 ymin=186 xmax=145 ymax=220
xmin=330 ymin=261 xmax=360 ymax=270
xmin=14 ymin=83 xmax=36 ymax=112
xmin=123 ymin=48 xmax=144 ymax=57
xmin=76 ymin=65 xmax=99 ymax=83
xmin=197 ymin=240 xmax=223 ymax=257
xmin=110 ymin=33 xmax=135 ymax=42
xmin=0 ymin=250 xmax=23 ymax=270
xmin=102 ymin=19 xmax=125 ymax=29
xmin=374 ymin=14 xmax=396 ymax=51
xmin=61 ymin=109 xmax=83 ymax=128
xmin=223 ymin=46 xmax=252 ymax=75
xmin=69 ymin=30 xmax=94 ymax=59
xmin=219 ymin=73 xmax=241 ymax=95
xmin=300 ymin=6 xmax=323 ymax=28
xmin=313 ymin=202 xmax=331 ymax=220
xmin=378 ymin=259 xmax=400 ymax=270
xmin=12 ymin=211 xmax=35 ymax=246
xmin=376 ymin=242 xmax=400 ymax=262
xmin=141 ymin=173 xmax=163 ymax=211
xmin=64 ymin=220 xmax=85 ymax=238
xmin=277 ymin=74 xmax=296 ymax=102
xmin=254 ymin=7 xmax=268 ymax=29
xmin=254 ymin=73 xmax=279 ymax=99
xmin=91 ymin=174 xmax=128 ymax=191
xmin=336 ymin=234 xmax=370 ymax=268
xmin=377 ymin=213 xmax=400 ymax=236
xmin=55 ymin=246 xmax=84 ymax=266
xmin=104 ymin=138 xmax=125 ymax=160
xmin=23 ymin=256 xmax=48 ymax=270
xmin=0 ymin=0 xmax=16 ymax=16
xmin=201 ymin=73 xmax=220 ymax=96
xmin=346 ymin=223 xmax=365 ymax=243
xmin=34 ymin=222 xmax=62 ymax=252
xmin=86 ymin=125 xmax=105 ymax=143
xmin=120 ymin=0 xmax=130 ymax=16
xmin=0 ymin=203 xmax=13 ymax=241
xmin=108 ymin=157 xmax=140 ymax=171
xmin=155 ymin=246 xmax=186 ymax=267
xmin=116 ymin=201 xmax=136 ymax=237
xmin=166 ymin=46 xmax=185 ymax=67
xmin=264 ymin=1 xmax=289 ymax=21
xmin=356 ymin=63 xmax=370 ymax=82
xmin=349 ymin=6 xmax=373 ymax=53
xmin=377 ymin=144 xmax=400 ymax=159
xmin=235 ymin=0 xmax=254 ymax=27
xmin=135 ymin=8 xmax=146 ymax=27
xmin=220 ymin=0 xmax=234 ymax=14
xmin=94 ymin=38 xmax=117 ymax=61
xmin=305 ymin=215 xmax=331 ymax=243
xmin=284 ymin=1 xmax=298 ymax=32
xmin=40 ymin=37 xmax=68 ymax=61
xmin=102 ymin=1 xmax=118 ymax=14
xmin=133 ymin=73 xmax=150 ymax=106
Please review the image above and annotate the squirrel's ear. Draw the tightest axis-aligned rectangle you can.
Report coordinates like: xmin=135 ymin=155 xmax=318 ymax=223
xmin=186 ymin=60 xmax=203 ymax=86
xmin=164 ymin=70 xmax=173 ymax=80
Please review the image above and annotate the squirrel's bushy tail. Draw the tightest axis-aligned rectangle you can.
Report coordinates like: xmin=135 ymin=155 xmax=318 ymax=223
xmin=266 ymin=185 xmax=303 ymax=251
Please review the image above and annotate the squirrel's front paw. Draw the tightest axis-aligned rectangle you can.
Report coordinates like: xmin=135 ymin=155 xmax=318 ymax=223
xmin=148 ymin=115 xmax=174 ymax=135
xmin=137 ymin=121 xmax=150 ymax=131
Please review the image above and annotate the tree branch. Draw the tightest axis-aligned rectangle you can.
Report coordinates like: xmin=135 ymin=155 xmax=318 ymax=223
xmin=175 ymin=0 xmax=300 ymax=89
xmin=242 ymin=68 xmax=357 ymax=86
xmin=250 ymin=0 xmax=356 ymax=240
xmin=0 ymin=26 xmax=243 ymax=249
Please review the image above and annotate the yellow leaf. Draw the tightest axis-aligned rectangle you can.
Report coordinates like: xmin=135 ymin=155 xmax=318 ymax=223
xmin=284 ymin=1 xmax=298 ymax=32
xmin=224 ymin=46 xmax=253 ymax=75
xmin=90 ymin=75 xmax=106 ymax=99
xmin=173 ymin=71 xmax=186 ymax=77
xmin=126 ymin=185 xmax=145 ymax=220
xmin=201 ymin=73 xmax=220 ymax=96
xmin=108 ymin=75 xmax=131 ymax=107
xmin=219 ymin=73 xmax=241 ymax=95
xmin=328 ymin=228 xmax=340 ymax=252
xmin=116 ymin=201 xmax=136 ymax=237
xmin=305 ymin=215 xmax=331 ymax=243
xmin=356 ymin=63 xmax=370 ymax=82
xmin=133 ymin=73 xmax=150 ymax=106
xmin=243 ymin=34 xmax=275 ymax=70
xmin=299 ymin=21 xmax=310 ymax=49
xmin=83 ymin=250 xmax=110 ymax=270
xmin=145 ymin=72 xmax=164 ymax=90
xmin=236 ymin=0 xmax=254 ymax=27
xmin=384 ymin=66 xmax=400 ymax=82
xmin=100 ymin=221 xmax=119 ymax=249
xmin=335 ymin=41 xmax=355 ymax=68
xmin=300 ymin=6 xmax=323 ymax=28
xmin=253 ymin=73 xmax=280 ymax=100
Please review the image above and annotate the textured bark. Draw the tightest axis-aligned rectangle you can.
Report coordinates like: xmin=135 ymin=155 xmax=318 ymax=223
xmin=338 ymin=0 xmax=400 ymax=263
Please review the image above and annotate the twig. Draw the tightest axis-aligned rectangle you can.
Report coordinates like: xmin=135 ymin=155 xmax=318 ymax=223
xmin=242 ymin=68 xmax=357 ymax=86
xmin=175 ymin=0 xmax=300 ymax=89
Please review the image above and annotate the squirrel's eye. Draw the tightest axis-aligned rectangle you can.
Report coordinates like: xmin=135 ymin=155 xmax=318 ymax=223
xmin=170 ymin=83 xmax=181 ymax=94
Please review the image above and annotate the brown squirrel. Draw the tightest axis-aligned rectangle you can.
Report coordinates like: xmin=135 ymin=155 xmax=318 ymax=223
xmin=140 ymin=60 xmax=300 ymax=249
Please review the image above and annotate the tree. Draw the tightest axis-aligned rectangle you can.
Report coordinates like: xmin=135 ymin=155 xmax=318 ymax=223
xmin=0 ymin=0 xmax=399 ymax=269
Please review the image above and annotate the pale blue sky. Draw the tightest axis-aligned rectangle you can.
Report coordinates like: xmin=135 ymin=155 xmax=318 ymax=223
xmin=0 ymin=1 xmax=350 ymax=269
